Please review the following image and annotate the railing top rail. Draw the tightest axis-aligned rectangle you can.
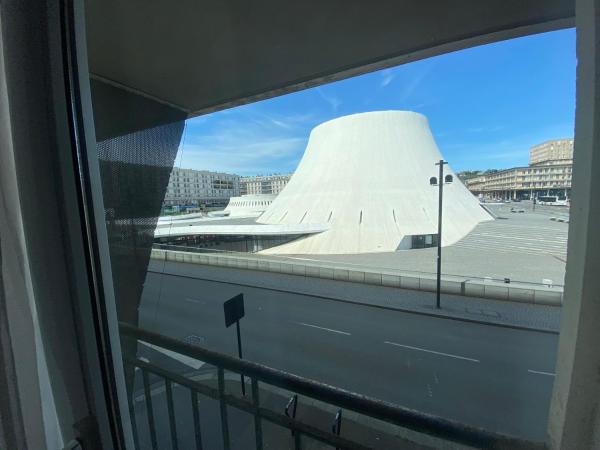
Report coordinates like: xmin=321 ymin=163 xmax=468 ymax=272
xmin=120 ymin=322 xmax=545 ymax=450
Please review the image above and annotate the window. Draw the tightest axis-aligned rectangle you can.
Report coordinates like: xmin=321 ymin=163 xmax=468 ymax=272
xmin=70 ymin=12 xmax=583 ymax=450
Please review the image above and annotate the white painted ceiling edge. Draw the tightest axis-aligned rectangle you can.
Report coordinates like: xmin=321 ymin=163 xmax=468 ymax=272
xmin=258 ymin=111 xmax=493 ymax=254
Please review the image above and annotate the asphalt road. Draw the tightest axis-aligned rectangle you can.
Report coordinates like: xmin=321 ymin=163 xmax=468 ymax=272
xmin=137 ymin=269 xmax=558 ymax=442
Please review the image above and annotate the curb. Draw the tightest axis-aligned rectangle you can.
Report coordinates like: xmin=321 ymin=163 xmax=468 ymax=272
xmin=150 ymin=249 xmax=563 ymax=307
xmin=147 ymin=266 xmax=560 ymax=334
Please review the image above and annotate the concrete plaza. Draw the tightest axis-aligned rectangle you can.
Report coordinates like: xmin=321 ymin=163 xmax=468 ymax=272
xmin=277 ymin=202 xmax=569 ymax=286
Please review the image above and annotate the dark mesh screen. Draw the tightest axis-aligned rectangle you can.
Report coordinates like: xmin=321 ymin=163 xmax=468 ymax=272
xmin=97 ymin=122 xmax=184 ymax=328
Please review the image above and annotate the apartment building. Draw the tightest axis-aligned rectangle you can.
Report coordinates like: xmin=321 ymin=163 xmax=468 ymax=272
xmin=240 ymin=173 xmax=292 ymax=195
xmin=465 ymin=138 xmax=573 ymax=199
xmin=163 ymin=167 xmax=240 ymax=206
xmin=529 ymin=138 xmax=574 ymax=165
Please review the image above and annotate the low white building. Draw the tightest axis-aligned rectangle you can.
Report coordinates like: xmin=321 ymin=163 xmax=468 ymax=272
xmin=224 ymin=194 xmax=277 ymax=217
xmin=258 ymin=111 xmax=492 ymax=254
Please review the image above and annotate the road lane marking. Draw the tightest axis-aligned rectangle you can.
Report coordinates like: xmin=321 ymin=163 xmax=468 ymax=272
xmin=453 ymin=242 xmax=566 ymax=257
xmin=295 ymin=322 xmax=351 ymax=336
xmin=140 ymin=341 xmax=205 ymax=369
xmin=468 ymin=232 xmax=568 ymax=242
xmin=457 ymin=238 xmax=567 ymax=249
xmin=456 ymin=239 xmax=567 ymax=251
xmin=528 ymin=369 xmax=555 ymax=376
xmin=384 ymin=341 xmax=480 ymax=363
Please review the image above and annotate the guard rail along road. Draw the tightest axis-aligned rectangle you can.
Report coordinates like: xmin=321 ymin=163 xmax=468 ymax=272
xmin=150 ymin=247 xmax=563 ymax=307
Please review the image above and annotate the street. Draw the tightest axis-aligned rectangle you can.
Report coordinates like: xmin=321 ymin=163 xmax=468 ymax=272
xmin=136 ymin=265 xmax=558 ymax=442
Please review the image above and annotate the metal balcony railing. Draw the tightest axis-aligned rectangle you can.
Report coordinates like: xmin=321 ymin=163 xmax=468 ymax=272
xmin=120 ymin=322 xmax=545 ymax=450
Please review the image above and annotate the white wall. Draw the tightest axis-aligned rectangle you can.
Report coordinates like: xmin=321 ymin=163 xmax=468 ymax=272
xmin=549 ymin=1 xmax=600 ymax=448
xmin=224 ymin=194 xmax=276 ymax=217
xmin=259 ymin=111 xmax=491 ymax=254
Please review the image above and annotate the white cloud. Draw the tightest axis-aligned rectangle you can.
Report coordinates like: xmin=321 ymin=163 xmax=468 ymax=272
xmin=467 ymin=125 xmax=505 ymax=133
xmin=177 ymin=137 xmax=305 ymax=174
xmin=316 ymin=87 xmax=342 ymax=112
xmin=399 ymin=61 xmax=435 ymax=103
xmin=176 ymin=110 xmax=312 ymax=175
xmin=380 ymin=69 xmax=396 ymax=87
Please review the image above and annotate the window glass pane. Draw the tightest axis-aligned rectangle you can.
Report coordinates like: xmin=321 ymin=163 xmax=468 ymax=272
xmin=89 ymin=26 xmax=574 ymax=449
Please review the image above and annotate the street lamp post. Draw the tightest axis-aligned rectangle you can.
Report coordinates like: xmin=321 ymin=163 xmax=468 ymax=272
xmin=430 ymin=160 xmax=452 ymax=309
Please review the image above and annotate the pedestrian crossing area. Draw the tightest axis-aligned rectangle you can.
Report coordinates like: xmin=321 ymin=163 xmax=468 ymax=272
xmin=452 ymin=220 xmax=568 ymax=259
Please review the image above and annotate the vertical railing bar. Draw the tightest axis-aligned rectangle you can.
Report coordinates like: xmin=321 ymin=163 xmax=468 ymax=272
xmin=191 ymin=390 xmax=204 ymax=450
xmin=251 ymin=378 xmax=263 ymax=450
xmin=218 ymin=368 xmax=231 ymax=450
xmin=142 ymin=369 xmax=158 ymax=450
xmin=294 ymin=430 xmax=302 ymax=450
xmin=165 ymin=379 xmax=179 ymax=450
xmin=127 ymin=384 xmax=140 ymax=449
xmin=332 ymin=409 xmax=342 ymax=450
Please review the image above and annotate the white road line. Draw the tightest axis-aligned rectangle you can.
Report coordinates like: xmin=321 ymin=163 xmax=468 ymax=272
xmin=469 ymin=231 xmax=566 ymax=236
xmin=459 ymin=243 xmax=566 ymax=251
xmin=295 ymin=322 xmax=351 ymax=336
xmin=478 ymin=226 xmax=568 ymax=234
xmin=460 ymin=239 xmax=567 ymax=249
xmin=528 ymin=369 xmax=555 ymax=377
xmin=461 ymin=241 xmax=567 ymax=249
xmin=140 ymin=341 xmax=205 ymax=369
xmin=459 ymin=235 xmax=568 ymax=244
xmin=384 ymin=341 xmax=480 ymax=363
xmin=471 ymin=225 xmax=568 ymax=232
xmin=467 ymin=237 xmax=566 ymax=244
xmin=456 ymin=244 xmax=565 ymax=254
xmin=454 ymin=242 xmax=566 ymax=256
xmin=185 ymin=297 xmax=203 ymax=304
xmin=466 ymin=234 xmax=568 ymax=244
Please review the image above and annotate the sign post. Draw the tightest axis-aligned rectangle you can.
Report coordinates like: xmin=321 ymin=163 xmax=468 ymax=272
xmin=223 ymin=293 xmax=246 ymax=395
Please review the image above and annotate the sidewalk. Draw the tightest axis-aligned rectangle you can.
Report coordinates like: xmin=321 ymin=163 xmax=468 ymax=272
xmin=148 ymin=260 xmax=562 ymax=333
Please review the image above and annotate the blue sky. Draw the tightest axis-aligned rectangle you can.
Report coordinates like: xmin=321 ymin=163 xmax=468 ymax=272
xmin=175 ymin=28 xmax=576 ymax=175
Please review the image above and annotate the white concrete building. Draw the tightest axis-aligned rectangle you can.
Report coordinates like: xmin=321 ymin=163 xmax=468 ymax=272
xmin=258 ymin=111 xmax=492 ymax=254
xmin=224 ymin=194 xmax=277 ymax=217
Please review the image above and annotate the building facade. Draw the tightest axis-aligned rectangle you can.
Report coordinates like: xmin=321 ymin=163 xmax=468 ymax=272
xmin=466 ymin=138 xmax=573 ymax=200
xmin=240 ymin=174 xmax=292 ymax=195
xmin=529 ymin=138 xmax=574 ymax=166
xmin=163 ymin=167 xmax=240 ymax=206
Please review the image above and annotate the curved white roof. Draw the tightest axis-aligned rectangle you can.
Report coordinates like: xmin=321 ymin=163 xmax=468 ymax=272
xmin=154 ymin=222 xmax=329 ymax=238
xmin=258 ymin=111 xmax=492 ymax=254
xmin=224 ymin=194 xmax=277 ymax=218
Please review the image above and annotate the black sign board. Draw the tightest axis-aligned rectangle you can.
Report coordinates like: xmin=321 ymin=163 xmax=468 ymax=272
xmin=223 ymin=293 xmax=246 ymax=395
xmin=224 ymin=293 xmax=245 ymax=327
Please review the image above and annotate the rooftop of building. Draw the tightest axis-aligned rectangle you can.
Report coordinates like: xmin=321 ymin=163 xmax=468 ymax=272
xmin=530 ymin=137 xmax=574 ymax=148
